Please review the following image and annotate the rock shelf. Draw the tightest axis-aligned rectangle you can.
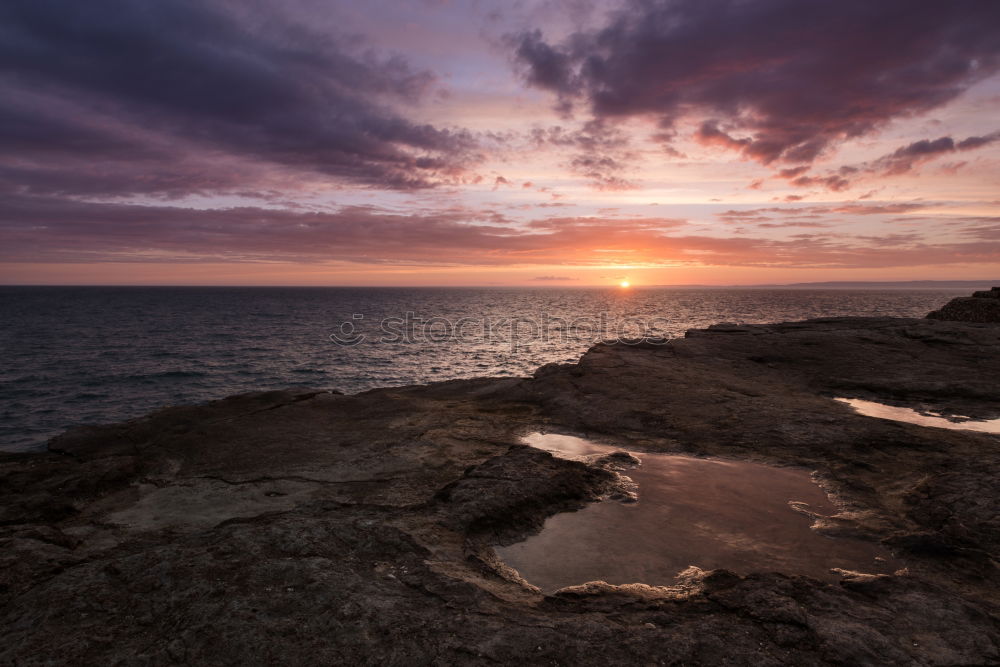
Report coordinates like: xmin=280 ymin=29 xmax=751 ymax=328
xmin=2 ymin=314 xmax=1000 ymax=664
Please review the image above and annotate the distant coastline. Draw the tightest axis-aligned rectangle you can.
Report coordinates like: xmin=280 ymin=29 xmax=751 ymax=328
xmin=649 ymin=280 xmax=1000 ymax=290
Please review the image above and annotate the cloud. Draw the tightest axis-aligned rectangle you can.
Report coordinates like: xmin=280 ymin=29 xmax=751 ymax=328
xmin=525 ymin=216 xmax=687 ymax=230
xmin=568 ymin=155 xmax=637 ymax=190
xmin=512 ymin=0 xmax=1000 ymax=166
xmin=530 ymin=120 xmax=636 ymax=188
xmin=788 ymin=174 xmax=852 ymax=192
xmin=828 ymin=203 xmax=930 ymax=216
xmin=533 ymin=275 xmax=578 ymax=281
xmin=778 ymin=131 xmax=1000 ymax=189
xmin=757 ymin=221 xmax=829 ymax=229
xmin=694 ymin=122 xmax=751 ymax=152
xmin=956 ymin=134 xmax=1000 ymax=151
xmin=875 ymin=133 xmax=1000 ymax=175
xmin=514 ymin=30 xmax=577 ymax=102
xmin=719 ymin=203 xmax=931 ymax=223
xmin=777 ymin=166 xmax=810 ymax=180
xmin=3 ymin=194 xmax=997 ymax=270
xmin=0 ymin=0 xmax=477 ymax=195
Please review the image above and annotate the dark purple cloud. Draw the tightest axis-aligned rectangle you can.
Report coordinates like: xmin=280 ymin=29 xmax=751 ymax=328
xmin=778 ymin=131 xmax=1000 ymax=188
xmin=956 ymin=134 xmax=1000 ymax=151
xmin=515 ymin=31 xmax=577 ymax=102
xmin=512 ymin=0 xmax=1000 ymax=165
xmin=875 ymin=133 xmax=1000 ymax=175
xmin=0 ymin=0 xmax=476 ymax=195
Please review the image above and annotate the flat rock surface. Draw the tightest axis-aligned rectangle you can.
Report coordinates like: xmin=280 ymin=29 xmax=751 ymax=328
xmin=3 ymin=317 xmax=1000 ymax=665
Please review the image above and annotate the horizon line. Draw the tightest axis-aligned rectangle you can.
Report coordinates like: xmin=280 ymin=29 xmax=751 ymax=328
xmin=2 ymin=279 xmax=998 ymax=289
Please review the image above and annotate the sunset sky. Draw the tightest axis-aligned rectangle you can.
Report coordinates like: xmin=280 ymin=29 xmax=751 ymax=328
xmin=1 ymin=0 xmax=999 ymax=286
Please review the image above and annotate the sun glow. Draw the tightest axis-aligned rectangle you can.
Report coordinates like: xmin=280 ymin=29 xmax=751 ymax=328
xmin=619 ymin=280 xmax=631 ymax=288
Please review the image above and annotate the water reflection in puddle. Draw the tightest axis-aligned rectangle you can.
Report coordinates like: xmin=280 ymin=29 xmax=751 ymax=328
xmin=836 ymin=398 xmax=1000 ymax=434
xmin=497 ymin=433 xmax=899 ymax=593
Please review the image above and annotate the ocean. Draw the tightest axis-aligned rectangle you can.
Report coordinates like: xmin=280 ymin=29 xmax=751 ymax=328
xmin=0 ymin=286 xmax=970 ymax=452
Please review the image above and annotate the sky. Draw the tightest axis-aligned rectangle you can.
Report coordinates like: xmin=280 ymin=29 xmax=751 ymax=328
xmin=1 ymin=0 xmax=999 ymax=286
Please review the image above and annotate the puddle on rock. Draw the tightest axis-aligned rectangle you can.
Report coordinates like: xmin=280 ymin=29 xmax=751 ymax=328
xmin=496 ymin=433 xmax=899 ymax=593
xmin=836 ymin=398 xmax=1000 ymax=434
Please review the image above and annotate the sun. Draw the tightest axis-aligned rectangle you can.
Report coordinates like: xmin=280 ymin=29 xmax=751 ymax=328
xmin=619 ymin=280 xmax=630 ymax=288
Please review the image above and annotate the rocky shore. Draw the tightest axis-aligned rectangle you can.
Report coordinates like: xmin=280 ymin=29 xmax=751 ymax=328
xmin=928 ymin=286 xmax=1000 ymax=322
xmin=3 ymin=307 xmax=1000 ymax=664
